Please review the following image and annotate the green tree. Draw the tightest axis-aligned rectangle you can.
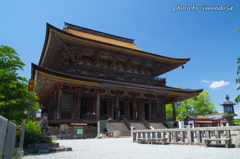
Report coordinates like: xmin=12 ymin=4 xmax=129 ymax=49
xmin=235 ymin=30 xmax=240 ymax=103
xmin=166 ymin=90 xmax=218 ymax=120
xmin=0 ymin=45 xmax=40 ymax=123
xmin=235 ymin=56 xmax=240 ymax=103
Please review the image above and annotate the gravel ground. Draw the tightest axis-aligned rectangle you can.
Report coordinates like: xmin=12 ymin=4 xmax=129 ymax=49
xmin=23 ymin=138 xmax=240 ymax=159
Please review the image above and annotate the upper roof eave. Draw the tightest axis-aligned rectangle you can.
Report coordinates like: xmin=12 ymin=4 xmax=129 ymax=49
xmin=39 ymin=23 xmax=191 ymax=67
xmin=32 ymin=63 xmax=203 ymax=95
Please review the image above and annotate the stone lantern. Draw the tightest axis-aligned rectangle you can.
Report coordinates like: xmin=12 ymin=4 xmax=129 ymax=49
xmin=220 ymin=95 xmax=237 ymax=126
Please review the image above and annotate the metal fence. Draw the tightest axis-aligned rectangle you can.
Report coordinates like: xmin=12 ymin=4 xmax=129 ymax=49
xmin=0 ymin=115 xmax=17 ymax=159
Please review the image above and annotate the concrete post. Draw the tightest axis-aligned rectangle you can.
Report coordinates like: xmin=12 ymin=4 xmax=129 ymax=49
xmin=187 ymin=126 xmax=192 ymax=145
xmin=15 ymin=123 xmax=25 ymax=157
xmin=96 ymin=121 xmax=101 ymax=139
xmin=131 ymin=126 xmax=136 ymax=142
xmin=236 ymin=129 xmax=240 ymax=148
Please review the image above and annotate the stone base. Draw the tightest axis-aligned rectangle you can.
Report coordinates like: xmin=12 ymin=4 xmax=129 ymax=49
xmin=26 ymin=143 xmax=72 ymax=154
xmin=14 ymin=148 xmax=24 ymax=157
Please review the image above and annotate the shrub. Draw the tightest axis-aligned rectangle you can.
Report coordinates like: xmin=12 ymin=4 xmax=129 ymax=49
xmin=23 ymin=121 xmax=41 ymax=148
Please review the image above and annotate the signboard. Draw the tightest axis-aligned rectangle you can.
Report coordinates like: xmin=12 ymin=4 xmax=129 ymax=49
xmin=74 ymin=129 xmax=83 ymax=134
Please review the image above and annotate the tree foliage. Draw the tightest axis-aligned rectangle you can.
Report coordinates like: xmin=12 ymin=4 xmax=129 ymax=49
xmin=235 ymin=56 xmax=240 ymax=103
xmin=166 ymin=90 xmax=218 ymax=121
xmin=0 ymin=45 xmax=40 ymax=123
xmin=235 ymin=30 xmax=240 ymax=103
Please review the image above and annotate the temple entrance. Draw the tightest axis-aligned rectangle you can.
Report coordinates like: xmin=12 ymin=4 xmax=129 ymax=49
xmin=81 ymin=98 xmax=94 ymax=119
xmin=120 ymin=101 xmax=124 ymax=117
xmin=130 ymin=102 xmax=133 ymax=120
xmin=145 ymin=104 xmax=149 ymax=120
xmin=100 ymin=100 xmax=107 ymax=119
xmin=61 ymin=94 xmax=73 ymax=119
xmin=81 ymin=98 xmax=89 ymax=117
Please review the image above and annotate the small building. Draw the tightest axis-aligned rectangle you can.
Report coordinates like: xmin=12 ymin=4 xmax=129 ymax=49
xmin=184 ymin=113 xmax=228 ymax=127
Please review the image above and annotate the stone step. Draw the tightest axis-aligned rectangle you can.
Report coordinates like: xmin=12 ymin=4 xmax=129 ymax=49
xmin=106 ymin=122 xmax=129 ymax=132
xmin=149 ymin=123 xmax=166 ymax=129
xmin=130 ymin=122 xmax=147 ymax=130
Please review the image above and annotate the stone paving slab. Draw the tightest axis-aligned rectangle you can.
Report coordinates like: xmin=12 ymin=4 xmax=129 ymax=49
xmin=24 ymin=138 xmax=240 ymax=159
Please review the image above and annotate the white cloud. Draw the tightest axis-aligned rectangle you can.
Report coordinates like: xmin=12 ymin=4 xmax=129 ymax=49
xmin=210 ymin=80 xmax=230 ymax=89
xmin=201 ymin=79 xmax=211 ymax=83
xmin=201 ymin=79 xmax=230 ymax=89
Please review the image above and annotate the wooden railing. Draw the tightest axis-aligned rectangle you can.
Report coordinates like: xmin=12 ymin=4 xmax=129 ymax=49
xmin=131 ymin=126 xmax=240 ymax=147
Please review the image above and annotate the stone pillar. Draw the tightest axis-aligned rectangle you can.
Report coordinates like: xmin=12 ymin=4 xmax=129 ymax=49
xmin=76 ymin=92 xmax=81 ymax=119
xmin=236 ymin=129 xmax=240 ymax=148
xmin=57 ymin=89 xmax=62 ymax=119
xmin=172 ymin=101 xmax=176 ymax=121
xmin=149 ymin=98 xmax=152 ymax=121
xmin=96 ymin=93 xmax=100 ymax=120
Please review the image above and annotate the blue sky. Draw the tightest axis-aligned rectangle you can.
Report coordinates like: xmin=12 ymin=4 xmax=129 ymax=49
xmin=1 ymin=0 xmax=239 ymax=116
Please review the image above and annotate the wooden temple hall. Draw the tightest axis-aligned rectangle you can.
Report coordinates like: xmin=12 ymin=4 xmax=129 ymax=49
xmin=31 ymin=22 xmax=202 ymax=135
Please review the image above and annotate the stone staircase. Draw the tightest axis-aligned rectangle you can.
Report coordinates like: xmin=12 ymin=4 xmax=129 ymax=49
xmin=106 ymin=122 xmax=129 ymax=132
xmin=106 ymin=122 xmax=130 ymax=137
xmin=149 ymin=122 xmax=166 ymax=129
xmin=130 ymin=122 xmax=147 ymax=130
xmin=105 ymin=120 xmax=166 ymax=137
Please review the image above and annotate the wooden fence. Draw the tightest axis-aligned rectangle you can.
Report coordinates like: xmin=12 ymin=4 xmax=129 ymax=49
xmin=131 ymin=126 xmax=240 ymax=147
xmin=0 ymin=115 xmax=17 ymax=159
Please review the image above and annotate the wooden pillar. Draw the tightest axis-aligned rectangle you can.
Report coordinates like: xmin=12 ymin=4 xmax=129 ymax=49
xmin=149 ymin=98 xmax=152 ymax=121
xmin=153 ymin=102 xmax=157 ymax=120
xmin=161 ymin=100 xmax=166 ymax=122
xmin=53 ymin=91 xmax=57 ymax=120
xmin=133 ymin=96 xmax=136 ymax=120
xmin=172 ymin=101 xmax=176 ymax=121
xmin=116 ymin=94 xmax=119 ymax=108
xmin=57 ymin=89 xmax=62 ymax=119
xmin=115 ymin=94 xmax=120 ymax=120
xmin=50 ymin=98 xmax=53 ymax=120
xmin=72 ymin=95 xmax=76 ymax=119
xmin=47 ymin=100 xmax=50 ymax=119
xmin=139 ymin=102 xmax=145 ymax=119
xmin=96 ymin=93 xmax=100 ymax=120
xmin=76 ymin=92 xmax=81 ymax=119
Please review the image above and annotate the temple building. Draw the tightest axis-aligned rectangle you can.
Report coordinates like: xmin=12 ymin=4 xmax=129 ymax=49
xmin=31 ymin=22 xmax=202 ymax=138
